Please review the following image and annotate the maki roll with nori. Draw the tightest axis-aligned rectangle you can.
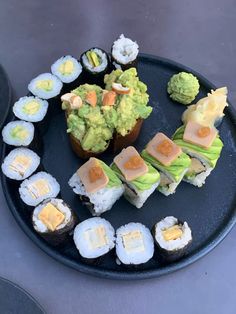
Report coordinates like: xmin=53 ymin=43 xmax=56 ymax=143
xmin=80 ymin=48 xmax=110 ymax=86
xmin=111 ymin=34 xmax=139 ymax=70
xmin=28 ymin=73 xmax=63 ymax=100
xmin=32 ymin=198 xmax=76 ymax=245
xmin=152 ymin=216 xmax=192 ymax=263
xmin=141 ymin=133 xmax=191 ymax=196
xmin=116 ymin=222 xmax=154 ymax=266
xmin=172 ymin=121 xmax=223 ymax=187
xmin=69 ymin=157 xmax=124 ymax=216
xmin=73 ymin=217 xmax=115 ymax=263
xmin=2 ymin=120 xmax=35 ymax=147
xmin=111 ymin=146 xmax=160 ymax=208
xmin=51 ymin=55 xmax=82 ymax=84
xmin=13 ymin=96 xmax=49 ymax=122
xmin=1 ymin=148 xmax=40 ymax=181
xmin=19 ymin=171 xmax=60 ymax=206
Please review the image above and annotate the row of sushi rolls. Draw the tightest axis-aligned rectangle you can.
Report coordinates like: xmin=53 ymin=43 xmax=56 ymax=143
xmin=1 ymin=34 xmax=229 ymax=266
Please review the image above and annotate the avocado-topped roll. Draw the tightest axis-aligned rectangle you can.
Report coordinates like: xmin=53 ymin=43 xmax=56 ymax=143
xmin=51 ymin=55 xmax=82 ymax=84
xmin=19 ymin=172 xmax=60 ymax=206
xmin=81 ymin=48 xmax=110 ymax=86
xmin=141 ymin=133 xmax=191 ymax=196
xmin=69 ymin=158 xmax=124 ymax=216
xmin=152 ymin=216 xmax=192 ymax=263
xmin=32 ymin=198 xmax=76 ymax=245
xmin=28 ymin=73 xmax=63 ymax=100
xmin=73 ymin=217 xmax=115 ymax=262
xmin=172 ymin=121 xmax=223 ymax=187
xmin=111 ymin=34 xmax=139 ymax=71
xmin=116 ymin=222 xmax=154 ymax=266
xmin=1 ymin=148 xmax=40 ymax=181
xmin=61 ymin=84 xmax=113 ymax=158
xmin=13 ymin=96 xmax=48 ymax=122
xmin=2 ymin=121 xmax=35 ymax=147
xmin=111 ymin=146 xmax=160 ymax=208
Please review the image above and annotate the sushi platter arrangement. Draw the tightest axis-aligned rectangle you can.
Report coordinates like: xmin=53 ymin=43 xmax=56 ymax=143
xmin=1 ymin=35 xmax=236 ymax=279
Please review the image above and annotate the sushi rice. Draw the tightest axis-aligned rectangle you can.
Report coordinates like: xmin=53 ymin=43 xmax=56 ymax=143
xmin=19 ymin=171 xmax=60 ymax=206
xmin=51 ymin=55 xmax=82 ymax=83
xmin=2 ymin=120 xmax=34 ymax=146
xmin=154 ymin=216 xmax=192 ymax=251
xmin=69 ymin=172 xmax=124 ymax=216
xmin=28 ymin=73 xmax=63 ymax=99
xmin=1 ymin=148 xmax=40 ymax=180
xmin=116 ymin=222 xmax=154 ymax=265
xmin=13 ymin=96 xmax=49 ymax=122
xmin=82 ymin=48 xmax=108 ymax=73
xmin=112 ymin=34 xmax=139 ymax=65
xmin=73 ymin=217 xmax=115 ymax=259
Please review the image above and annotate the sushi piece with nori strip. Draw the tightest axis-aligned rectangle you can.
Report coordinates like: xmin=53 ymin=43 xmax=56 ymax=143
xmin=13 ymin=96 xmax=49 ymax=122
xmin=69 ymin=157 xmax=124 ymax=216
xmin=172 ymin=122 xmax=223 ymax=187
xmin=152 ymin=216 xmax=192 ymax=263
xmin=1 ymin=148 xmax=40 ymax=181
xmin=28 ymin=73 xmax=63 ymax=100
xmin=116 ymin=222 xmax=154 ymax=266
xmin=19 ymin=171 xmax=60 ymax=206
xmin=111 ymin=146 xmax=160 ymax=208
xmin=73 ymin=217 xmax=115 ymax=263
xmin=111 ymin=34 xmax=139 ymax=71
xmin=141 ymin=133 xmax=191 ymax=196
xmin=51 ymin=55 xmax=82 ymax=84
xmin=80 ymin=48 xmax=110 ymax=86
xmin=2 ymin=120 xmax=35 ymax=147
xmin=32 ymin=198 xmax=76 ymax=246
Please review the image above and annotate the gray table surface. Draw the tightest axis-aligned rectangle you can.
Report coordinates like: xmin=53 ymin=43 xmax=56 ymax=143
xmin=0 ymin=1 xmax=236 ymax=313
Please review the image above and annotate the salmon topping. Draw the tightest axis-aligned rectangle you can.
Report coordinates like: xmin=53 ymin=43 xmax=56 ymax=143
xmin=197 ymin=126 xmax=211 ymax=138
xmin=114 ymin=146 xmax=148 ymax=181
xmin=124 ymin=155 xmax=144 ymax=170
xmin=156 ymin=140 xmax=173 ymax=157
xmin=102 ymin=91 xmax=116 ymax=106
xmin=89 ymin=166 xmax=104 ymax=183
xmin=86 ymin=91 xmax=97 ymax=107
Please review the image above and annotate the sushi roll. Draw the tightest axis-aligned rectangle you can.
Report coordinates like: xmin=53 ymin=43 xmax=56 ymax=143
xmin=111 ymin=34 xmax=139 ymax=70
xmin=111 ymin=146 xmax=160 ymax=208
xmin=32 ymin=198 xmax=76 ymax=246
xmin=2 ymin=120 xmax=35 ymax=147
xmin=116 ymin=222 xmax=154 ymax=266
xmin=69 ymin=158 xmax=124 ymax=216
xmin=28 ymin=73 xmax=63 ymax=100
xmin=141 ymin=133 xmax=191 ymax=196
xmin=172 ymin=121 xmax=223 ymax=187
xmin=19 ymin=171 xmax=60 ymax=206
xmin=1 ymin=148 xmax=40 ymax=181
xmin=152 ymin=216 xmax=192 ymax=263
xmin=13 ymin=96 xmax=48 ymax=122
xmin=73 ymin=217 xmax=115 ymax=263
xmin=80 ymin=48 xmax=110 ymax=86
xmin=51 ymin=55 xmax=82 ymax=85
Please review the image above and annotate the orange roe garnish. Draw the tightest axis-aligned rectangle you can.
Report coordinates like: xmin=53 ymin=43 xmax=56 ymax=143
xmin=197 ymin=126 xmax=211 ymax=138
xmin=124 ymin=156 xmax=144 ymax=170
xmin=89 ymin=166 xmax=103 ymax=182
xmin=156 ymin=140 xmax=173 ymax=156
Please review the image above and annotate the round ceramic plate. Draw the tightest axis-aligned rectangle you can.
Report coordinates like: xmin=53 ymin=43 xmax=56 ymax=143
xmin=0 ymin=277 xmax=45 ymax=314
xmin=1 ymin=54 xmax=236 ymax=280
xmin=0 ymin=64 xmax=12 ymax=129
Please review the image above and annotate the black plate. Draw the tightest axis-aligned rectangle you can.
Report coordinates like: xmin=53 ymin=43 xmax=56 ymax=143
xmin=0 ymin=277 xmax=45 ymax=314
xmin=1 ymin=54 xmax=236 ymax=280
xmin=0 ymin=64 xmax=12 ymax=129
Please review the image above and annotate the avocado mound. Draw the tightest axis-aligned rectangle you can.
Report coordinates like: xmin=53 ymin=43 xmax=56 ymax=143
xmin=167 ymin=72 xmax=200 ymax=105
xmin=63 ymin=68 xmax=152 ymax=153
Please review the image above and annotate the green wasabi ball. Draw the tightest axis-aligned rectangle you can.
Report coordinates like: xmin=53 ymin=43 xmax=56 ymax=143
xmin=167 ymin=72 xmax=200 ymax=105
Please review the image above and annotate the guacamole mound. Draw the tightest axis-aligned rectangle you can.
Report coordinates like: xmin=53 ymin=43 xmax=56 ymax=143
xmin=62 ymin=68 xmax=152 ymax=153
xmin=167 ymin=72 xmax=199 ymax=105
